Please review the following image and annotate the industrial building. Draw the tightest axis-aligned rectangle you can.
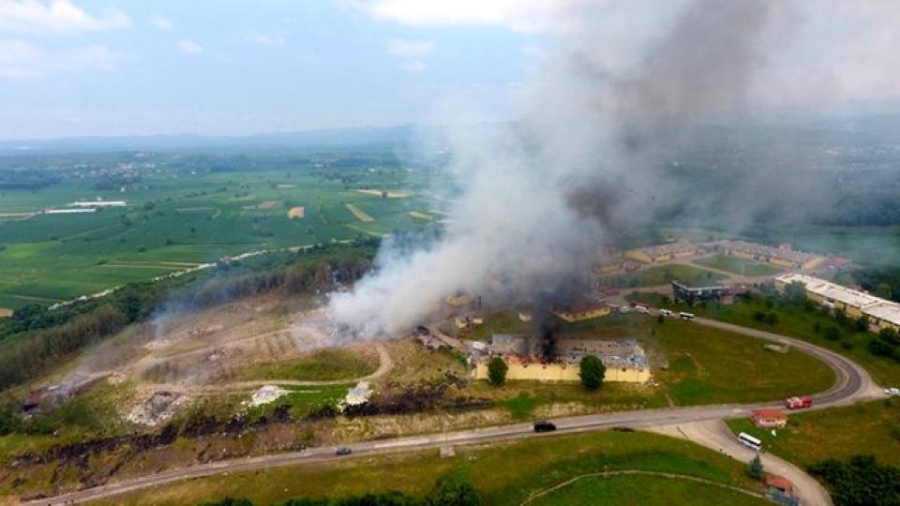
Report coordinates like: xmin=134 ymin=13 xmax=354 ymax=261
xmin=672 ymin=281 xmax=730 ymax=303
xmin=472 ymin=336 xmax=651 ymax=383
xmin=552 ymin=299 xmax=612 ymax=322
xmin=713 ymin=241 xmax=826 ymax=271
xmin=775 ymin=273 xmax=900 ymax=332
xmin=623 ymin=241 xmax=702 ymax=264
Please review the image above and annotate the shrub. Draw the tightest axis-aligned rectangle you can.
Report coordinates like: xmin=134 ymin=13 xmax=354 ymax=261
xmin=579 ymin=355 xmax=606 ymax=390
xmin=487 ymin=357 xmax=508 ymax=386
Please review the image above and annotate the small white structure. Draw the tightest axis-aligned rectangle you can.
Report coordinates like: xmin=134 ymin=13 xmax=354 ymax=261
xmin=249 ymin=385 xmax=288 ymax=407
xmin=343 ymin=381 xmax=372 ymax=409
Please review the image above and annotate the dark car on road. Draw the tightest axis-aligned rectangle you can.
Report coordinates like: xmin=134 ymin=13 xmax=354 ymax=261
xmin=335 ymin=447 xmax=352 ymax=456
xmin=533 ymin=421 xmax=557 ymax=433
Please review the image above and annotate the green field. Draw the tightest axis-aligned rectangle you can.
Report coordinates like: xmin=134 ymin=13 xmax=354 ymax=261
xmin=90 ymin=430 xmax=765 ymax=506
xmin=531 ymin=473 xmax=767 ymax=506
xmin=231 ymin=348 xmax=378 ymax=382
xmin=0 ymin=163 xmax=440 ymax=309
xmin=726 ymin=399 xmax=900 ymax=470
xmin=692 ymin=298 xmax=900 ymax=386
xmin=694 ymin=255 xmax=782 ymax=277
xmin=602 ymin=264 xmax=725 ymax=288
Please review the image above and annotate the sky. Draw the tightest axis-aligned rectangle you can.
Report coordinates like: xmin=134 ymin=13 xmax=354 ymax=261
xmin=1 ymin=0 xmax=899 ymax=140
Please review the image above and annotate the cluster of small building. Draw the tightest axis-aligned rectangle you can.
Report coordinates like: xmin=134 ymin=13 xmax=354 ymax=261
xmin=775 ymin=273 xmax=900 ymax=333
xmin=620 ymin=240 xmax=835 ymax=271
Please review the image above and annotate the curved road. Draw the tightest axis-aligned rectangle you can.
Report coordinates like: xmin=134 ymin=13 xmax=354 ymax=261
xmin=23 ymin=317 xmax=881 ymax=506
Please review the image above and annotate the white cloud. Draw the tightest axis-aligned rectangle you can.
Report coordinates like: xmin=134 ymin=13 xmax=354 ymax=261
xmin=359 ymin=0 xmax=586 ymax=32
xmin=149 ymin=14 xmax=172 ymax=32
xmin=177 ymin=39 xmax=204 ymax=55
xmin=0 ymin=38 xmax=121 ymax=78
xmin=399 ymin=59 xmax=426 ymax=73
xmin=387 ymin=38 xmax=434 ymax=58
xmin=0 ymin=0 xmax=130 ymax=35
xmin=244 ymin=32 xmax=286 ymax=47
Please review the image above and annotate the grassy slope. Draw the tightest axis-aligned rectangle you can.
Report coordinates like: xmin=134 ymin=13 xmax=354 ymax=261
xmin=698 ymin=298 xmax=900 ymax=386
xmin=90 ymin=430 xmax=765 ymax=506
xmin=231 ymin=348 xmax=378 ymax=382
xmin=532 ymin=474 xmax=767 ymax=506
xmin=726 ymin=399 xmax=900 ymax=470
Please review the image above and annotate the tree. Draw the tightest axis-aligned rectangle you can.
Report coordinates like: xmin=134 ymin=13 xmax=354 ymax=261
xmin=877 ymin=282 xmax=893 ymax=301
xmin=784 ymin=281 xmax=808 ymax=305
xmin=868 ymin=340 xmax=895 ymax=358
xmin=579 ymin=355 xmax=606 ymax=390
xmin=427 ymin=473 xmax=482 ymax=506
xmin=879 ymin=328 xmax=899 ymax=346
xmin=487 ymin=357 xmax=508 ymax=386
xmin=748 ymin=454 xmax=764 ymax=480
xmin=856 ymin=316 xmax=870 ymax=333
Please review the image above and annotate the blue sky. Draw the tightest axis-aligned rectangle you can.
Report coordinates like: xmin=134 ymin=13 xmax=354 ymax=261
xmin=1 ymin=1 xmax=899 ymax=140
xmin=0 ymin=0 xmax=545 ymax=139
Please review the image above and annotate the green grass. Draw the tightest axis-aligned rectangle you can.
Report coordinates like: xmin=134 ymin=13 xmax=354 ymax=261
xmin=502 ymin=392 xmax=538 ymax=420
xmin=694 ymin=255 xmax=782 ymax=277
xmin=726 ymin=399 xmax=900 ymax=470
xmin=231 ymin=348 xmax=378 ymax=382
xmin=89 ymin=430 xmax=764 ymax=506
xmin=652 ymin=319 xmax=835 ymax=405
xmin=531 ymin=473 xmax=767 ymax=506
xmin=0 ymin=167 xmax=437 ymax=308
xmin=690 ymin=298 xmax=900 ymax=386
xmin=602 ymin=264 xmax=725 ymax=288
xmin=456 ymin=310 xmax=528 ymax=342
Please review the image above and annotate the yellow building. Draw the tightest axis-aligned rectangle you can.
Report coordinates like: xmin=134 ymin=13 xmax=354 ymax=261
xmin=552 ymin=301 xmax=612 ymax=323
xmin=473 ymin=360 xmax=650 ymax=383
xmin=776 ymin=273 xmax=900 ymax=331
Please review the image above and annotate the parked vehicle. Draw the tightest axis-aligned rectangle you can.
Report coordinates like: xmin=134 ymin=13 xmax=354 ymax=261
xmin=659 ymin=309 xmax=674 ymax=317
xmin=335 ymin=447 xmax=352 ymax=456
xmin=885 ymin=387 xmax=900 ymax=396
xmin=785 ymin=396 xmax=813 ymax=409
xmin=738 ymin=432 xmax=762 ymax=451
xmin=533 ymin=421 xmax=557 ymax=433
xmin=679 ymin=312 xmax=695 ymax=320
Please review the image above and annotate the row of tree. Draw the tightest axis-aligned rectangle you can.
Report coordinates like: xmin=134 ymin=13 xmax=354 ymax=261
xmin=809 ymin=455 xmax=900 ymax=506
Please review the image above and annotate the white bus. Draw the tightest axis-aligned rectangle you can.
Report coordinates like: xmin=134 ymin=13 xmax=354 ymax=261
xmin=738 ymin=432 xmax=762 ymax=451
xmin=679 ymin=312 xmax=695 ymax=321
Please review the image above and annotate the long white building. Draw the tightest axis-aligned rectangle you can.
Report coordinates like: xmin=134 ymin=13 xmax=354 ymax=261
xmin=775 ymin=273 xmax=900 ymax=332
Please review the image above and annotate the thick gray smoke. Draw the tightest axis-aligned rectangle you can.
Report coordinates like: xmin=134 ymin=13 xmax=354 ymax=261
xmin=328 ymin=0 xmax=798 ymax=337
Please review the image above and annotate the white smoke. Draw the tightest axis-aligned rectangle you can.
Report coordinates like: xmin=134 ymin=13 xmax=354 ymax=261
xmin=328 ymin=0 xmax=862 ymax=338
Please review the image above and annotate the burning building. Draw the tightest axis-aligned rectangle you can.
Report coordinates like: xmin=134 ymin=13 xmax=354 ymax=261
xmin=472 ymin=334 xmax=650 ymax=383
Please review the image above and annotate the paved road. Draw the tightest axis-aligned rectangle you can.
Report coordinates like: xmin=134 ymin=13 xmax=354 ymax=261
xmin=651 ymin=420 xmax=833 ymax=506
xmin=22 ymin=319 xmax=880 ymax=506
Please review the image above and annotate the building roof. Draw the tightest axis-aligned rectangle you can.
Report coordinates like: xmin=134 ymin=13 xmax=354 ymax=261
xmin=777 ymin=273 xmax=900 ymax=328
xmin=752 ymin=409 xmax=787 ymax=420
xmin=766 ymin=475 xmax=793 ymax=491
xmin=555 ymin=298 xmax=608 ymax=315
xmin=863 ymin=302 xmax=900 ymax=324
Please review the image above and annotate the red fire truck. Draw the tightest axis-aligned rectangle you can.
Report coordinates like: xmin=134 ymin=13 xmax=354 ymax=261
xmin=785 ymin=396 xmax=813 ymax=409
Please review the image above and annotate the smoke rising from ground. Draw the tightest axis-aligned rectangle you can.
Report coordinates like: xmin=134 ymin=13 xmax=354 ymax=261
xmin=327 ymin=0 xmax=819 ymax=337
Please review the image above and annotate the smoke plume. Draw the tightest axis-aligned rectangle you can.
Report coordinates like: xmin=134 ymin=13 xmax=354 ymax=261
xmin=328 ymin=0 xmax=799 ymax=337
